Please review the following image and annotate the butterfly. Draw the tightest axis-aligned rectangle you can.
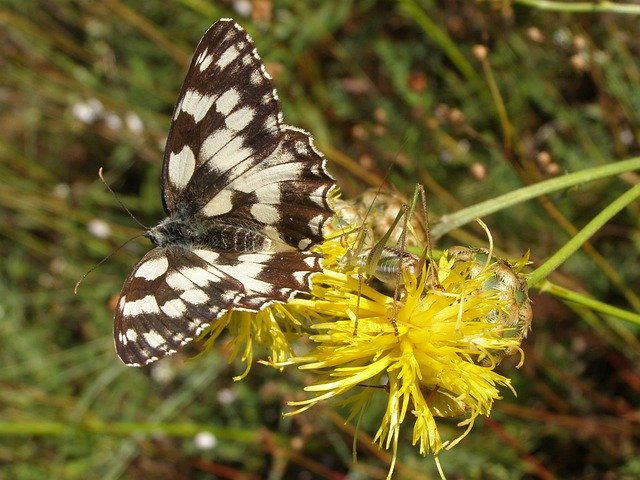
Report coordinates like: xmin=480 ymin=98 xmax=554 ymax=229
xmin=114 ymin=19 xmax=335 ymax=366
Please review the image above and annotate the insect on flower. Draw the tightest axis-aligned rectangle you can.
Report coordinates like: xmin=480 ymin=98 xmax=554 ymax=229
xmin=113 ymin=19 xmax=336 ymax=367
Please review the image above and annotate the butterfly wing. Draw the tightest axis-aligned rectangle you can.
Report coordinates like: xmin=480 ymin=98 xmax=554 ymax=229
xmin=115 ymin=247 xmax=323 ymax=366
xmin=114 ymin=19 xmax=335 ymax=366
xmin=161 ymin=18 xmax=283 ymax=216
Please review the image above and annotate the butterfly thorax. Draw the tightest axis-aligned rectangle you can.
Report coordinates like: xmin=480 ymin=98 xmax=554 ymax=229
xmin=146 ymin=215 xmax=271 ymax=252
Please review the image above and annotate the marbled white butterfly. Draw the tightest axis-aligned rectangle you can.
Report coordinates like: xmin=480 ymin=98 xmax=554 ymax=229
xmin=114 ymin=19 xmax=335 ymax=366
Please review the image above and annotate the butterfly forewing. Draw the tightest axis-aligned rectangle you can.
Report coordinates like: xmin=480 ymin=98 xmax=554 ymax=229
xmin=114 ymin=19 xmax=335 ymax=366
xmin=162 ymin=18 xmax=283 ymax=215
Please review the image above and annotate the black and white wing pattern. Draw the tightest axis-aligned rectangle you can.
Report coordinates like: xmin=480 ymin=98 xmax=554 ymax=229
xmin=114 ymin=19 xmax=335 ymax=367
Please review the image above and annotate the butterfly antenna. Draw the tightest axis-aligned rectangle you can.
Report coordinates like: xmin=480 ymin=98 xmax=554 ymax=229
xmin=98 ymin=167 xmax=149 ymax=230
xmin=74 ymin=233 xmax=146 ymax=294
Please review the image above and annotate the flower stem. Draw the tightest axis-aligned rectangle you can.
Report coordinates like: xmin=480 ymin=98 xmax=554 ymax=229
xmin=432 ymin=157 xmax=640 ymax=238
xmin=539 ymin=280 xmax=640 ymax=326
xmin=529 ymin=183 xmax=640 ymax=287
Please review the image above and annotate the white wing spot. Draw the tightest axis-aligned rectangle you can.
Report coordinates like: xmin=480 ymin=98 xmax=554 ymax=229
xmin=193 ymin=249 xmax=221 ymax=265
xmin=303 ymin=256 xmax=317 ymax=268
xmin=134 ymin=256 xmax=169 ymax=281
xmin=293 ymin=271 xmax=309 ymax=284
xmin=250 ymin=203 xmax=280 ymax=224
xmin=216 ymin=264 xmax=272 ymax=294
xmin=255 ymin=184 xmax=281 ymax=204
xmin=260 ymin=63 xmax=272 ymax=80
xmin=216 ymin=44 xmax=240 ymax=69
xmin=238 ymin=253 xmax=271 ymax=263
xmin=236 ymin=262 xmax=265 ymax=278
xmin=143 ymin=330 xmax=166 ymax=349
xmin=180 ymin=288 xmax=209 ymax=305
xmin=201 ymin=189 xmax=233 ymax=217
xmin=160 ymin=298 xmax=187 ymax=318
xmin=222 ymin=27 xmax=235 ymax=43
xmin=196 ymin=47 xmax=208 ymax=64
xmin=187 ymin=320 xmax=205 ymax=335
xmin=201 ymin=129 xmax=253 ymax=173
xmin=196 ymin=47 xmax=214 ymax=71
xmin=181 ymin=90 xmax=215 ymax=123
xmin=216 ymin=88 xmax=240 ymax=115
xmin=125 ymin=329 xmax=137 ymax=342
xmin=199 ymin=53 xmax=214 ymax=72
xmin=225 ymin=107 xmax=254 ymax=131
xmin=298 ymin=238 xmax=312 ymax=250
xmin=309 ymin=185 xmax=329 ymax=207
xmin=168 ymin=145 xmax=196 ymax=190
xmin=166 ymin=272 xmax=195 ymax=291
xmin=170 ymin=332 xmax=185 ymax=343
xmin=294 ymin=140 xmax=308 ymax=153
xmin=123 ymin=295 xmax=160 ymax=317
xmin=308 ymin=214 xmax=324 ymax=234
xmin=250 ymin=69 xmax=263 ymax=85
xmin=232 ymin=162 xmax=302 ymax=194
xmin=178 ymin=266 xmax=221 ymax=287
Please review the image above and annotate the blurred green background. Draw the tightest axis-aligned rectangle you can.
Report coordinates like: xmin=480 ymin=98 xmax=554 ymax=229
xmin=1 ymin=0 xmax=639 ymax=478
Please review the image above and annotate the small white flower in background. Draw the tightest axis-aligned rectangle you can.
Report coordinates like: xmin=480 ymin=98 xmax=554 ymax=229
xmin=619 ymin=129 xmax=634 ymax=146
xmin=232 ymin=0 xmax=252 ymax=17
xmin=104 ymin=112 xmax=122 ymax=131
xmin=552 ymin=27 xmax=572 ymax=47
xmin=72 ymin=98 xmax=104 ymax=124
xmin=194 ymin=431 xmax=217 ymax=450
xmin=87 ymin=219 xmax=111 ymax=239
xmin=149 ymin=361 xmax=177 ymax=384
xmin=53 ymin=183 xmax=71 ymax=199
xmin=125 ymin=111 xmax=144 ymax=134
xmin=216 ymin=388 xmax=237 ymax=405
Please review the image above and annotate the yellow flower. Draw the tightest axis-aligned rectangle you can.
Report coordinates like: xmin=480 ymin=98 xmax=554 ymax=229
xmin=196 ymin=188 xmax=532 ymax=477
xmin=284 ymin=229 xmax=531 ymax=471
xmin=197 ymin=303 xmax=303 ymax=380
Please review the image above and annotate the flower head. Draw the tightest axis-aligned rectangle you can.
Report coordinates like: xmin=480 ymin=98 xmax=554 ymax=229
xmin=284 ymin=194 xmax=532 ymax=471
xmin=196 ymin=188 xmax=533 ymax=476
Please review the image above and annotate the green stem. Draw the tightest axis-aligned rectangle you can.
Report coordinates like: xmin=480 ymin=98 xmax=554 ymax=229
xmin=508 ymin=0 xmax=640 ymax=14
xmin=529 ymin=182 xmax=640 ymax=286
xmin=538 ymin=280 xmax=640 ymax=326
xmin=0 ymin=420 xmax=288 ymax=443
xmin=432 ymin=157 xmax=640 ymax=239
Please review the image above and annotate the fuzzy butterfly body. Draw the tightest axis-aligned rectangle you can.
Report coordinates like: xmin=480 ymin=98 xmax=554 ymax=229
xmin=114 ymin=19 xmax=335 ymax=366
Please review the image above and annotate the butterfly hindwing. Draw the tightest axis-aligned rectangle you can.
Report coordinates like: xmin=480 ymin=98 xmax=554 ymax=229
xmin=115 ymin=248 xmax=322 ymax=366
xmin=114 ymin=19 xmax=335 ymax=366
xmin=198 ymin=126 xmax=334 ymax=251
xmin=115 ymin=247 xmax=248 ymax=366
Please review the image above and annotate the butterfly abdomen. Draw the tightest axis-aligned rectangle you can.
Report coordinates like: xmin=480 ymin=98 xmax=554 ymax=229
xmin=147 ymin=216 xmax=271 ymax=252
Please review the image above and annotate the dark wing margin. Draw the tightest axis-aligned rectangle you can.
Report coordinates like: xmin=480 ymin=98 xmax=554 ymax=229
xmin=161 ymin=18 xmax=283 ymax=215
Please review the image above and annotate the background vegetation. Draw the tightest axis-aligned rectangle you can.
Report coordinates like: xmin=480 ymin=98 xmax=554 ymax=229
xmin=1 ymin=0 xmax=639 ymax=478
